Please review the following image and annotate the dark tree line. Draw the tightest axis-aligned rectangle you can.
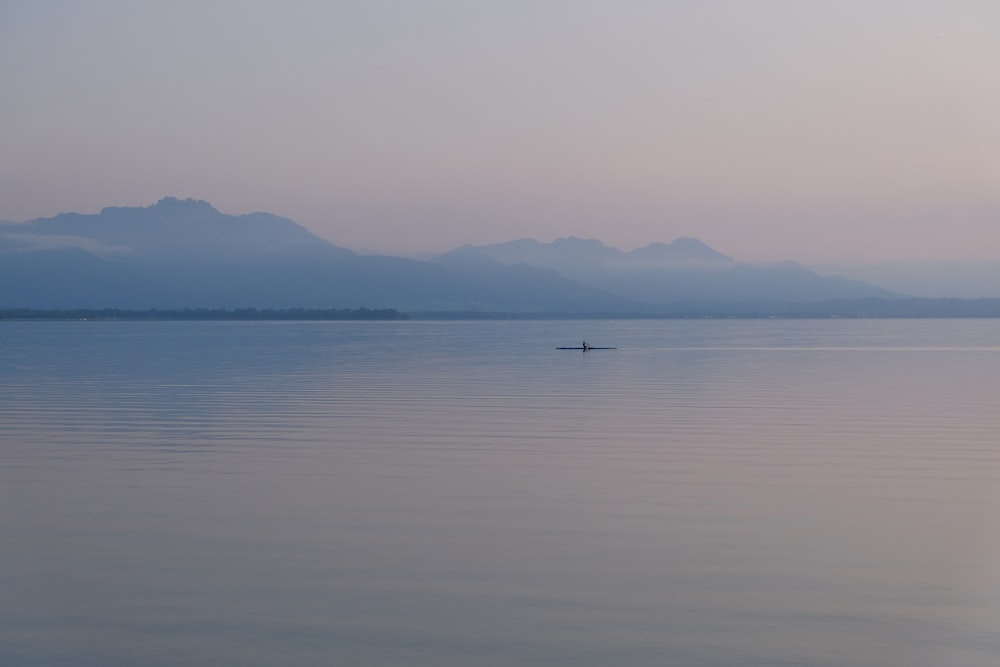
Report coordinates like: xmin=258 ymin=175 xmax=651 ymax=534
xmin=0 ymin=307 xmax=409 ymax=321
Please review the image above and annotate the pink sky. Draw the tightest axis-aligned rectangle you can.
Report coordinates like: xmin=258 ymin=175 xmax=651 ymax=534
xmin=2 ymin=1 xmax=999 ymax=262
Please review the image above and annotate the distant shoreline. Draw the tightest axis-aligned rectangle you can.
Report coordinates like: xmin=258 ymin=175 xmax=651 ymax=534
xmin=4 ymin=298 xmax=1000 ymax=321
xmin=0 ymin=308 xmax=409 ymax=321
xmin=411 ymin=298 xmax=1000 ymax=319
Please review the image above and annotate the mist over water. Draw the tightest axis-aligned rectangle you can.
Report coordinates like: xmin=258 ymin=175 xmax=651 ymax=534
xmin=3 ymin=320 xmax=1000 ymax=666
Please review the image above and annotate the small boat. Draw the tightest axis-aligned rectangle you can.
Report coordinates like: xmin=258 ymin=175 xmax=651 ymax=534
xmin=556 ymin=341 xmax=616 ymax=351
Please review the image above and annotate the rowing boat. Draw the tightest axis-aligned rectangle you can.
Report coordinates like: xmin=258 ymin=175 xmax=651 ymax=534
xmin=556 ymin=346 xmax=616 ymax=350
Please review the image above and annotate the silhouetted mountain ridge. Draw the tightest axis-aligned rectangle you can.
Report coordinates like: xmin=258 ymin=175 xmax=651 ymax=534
xmin=456 ymin=237 xmax=897 ymax=303
xmin=0 ymin=197 xmax=350 ymax=262
xmin=473 ymin=236 xmax=733 ymax=268
xmin=2 ymin=197 xmax=903 ymax=311
xmin=629 ymin=237 xmax=732 ymax=262
xmin=0 ymin=198 xmax=644 ymax=311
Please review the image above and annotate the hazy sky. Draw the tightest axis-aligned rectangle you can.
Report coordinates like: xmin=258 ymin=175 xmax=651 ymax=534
xmin=2 ymin=1 xmax=999 ymax=261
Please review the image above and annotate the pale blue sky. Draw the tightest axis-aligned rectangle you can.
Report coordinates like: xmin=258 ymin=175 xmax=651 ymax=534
xmin=2 ymin=1 xmax=999 ymax=261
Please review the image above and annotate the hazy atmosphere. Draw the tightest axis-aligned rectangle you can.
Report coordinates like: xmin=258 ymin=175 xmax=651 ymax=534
xmin=7 ymin=6 xmax=1000 ymax=665
xmin=3 ymin=1 xmax=999 ymax=262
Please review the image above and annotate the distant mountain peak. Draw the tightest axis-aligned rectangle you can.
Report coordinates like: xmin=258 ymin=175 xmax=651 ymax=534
xmin=5 ymin=197 xmax=352 ymax=264
xmin=463 ymin=235 xmax=731 ymax=267
xmin=551 ymin=236 xmax=608 ymax=248
xmin=628 ymin=237 xmax=732 ymax=262
xmin=97 ymin=197 xmax=220 ymax=217
xmin=151 ymin=196 xmax=219 ymax=213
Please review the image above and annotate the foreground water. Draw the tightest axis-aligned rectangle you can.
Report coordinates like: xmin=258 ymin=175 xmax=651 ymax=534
xmin=2 ymin=319 xmax=1000 ymax=666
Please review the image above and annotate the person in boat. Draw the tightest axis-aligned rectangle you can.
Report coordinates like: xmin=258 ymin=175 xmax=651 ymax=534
xmin=582 ymin=340 xmax=590 ymax=351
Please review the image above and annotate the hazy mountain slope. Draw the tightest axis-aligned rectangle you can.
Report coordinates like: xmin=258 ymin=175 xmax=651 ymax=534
xmin=429 ymin=247 xmax=651 ymax=313
xmin=0 ymin=248 xmax=162 ymax=309
xmin=0 ymin=199 xmax=643 ymax=312
xmin=581 ymin=262 xmax=899 ymax=304
xmin=0 ymin=197 xmax=352 ymax=262
xmin=463 ymin=237 xmax=898 ymax=303
xmin=1 ymin=197 xmax=902 ymax=311
xmin=475 ymin=236 xmax=733 ymax=268
xmin=809 ymin=260 xmax=1000 ymax=299
xmin=627 ymin=237 xmax=732 ymax=262
xmin=474 ymin=237 xmax=621 ymax=270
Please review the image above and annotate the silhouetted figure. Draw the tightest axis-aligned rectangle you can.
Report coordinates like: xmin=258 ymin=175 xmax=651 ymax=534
xmin=583 ymin=340 xmax=590 ymax=351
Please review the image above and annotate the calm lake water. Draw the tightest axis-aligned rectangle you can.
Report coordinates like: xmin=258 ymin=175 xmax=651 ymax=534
xmin=2 ymin=319 xmax=1000 ymax=666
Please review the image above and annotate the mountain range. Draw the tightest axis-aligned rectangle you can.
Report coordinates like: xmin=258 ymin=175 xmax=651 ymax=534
xmin=1 ymin=197 xmax=903 ymax=314
xmin=445 ymin=237 xmax=896 ymax=305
